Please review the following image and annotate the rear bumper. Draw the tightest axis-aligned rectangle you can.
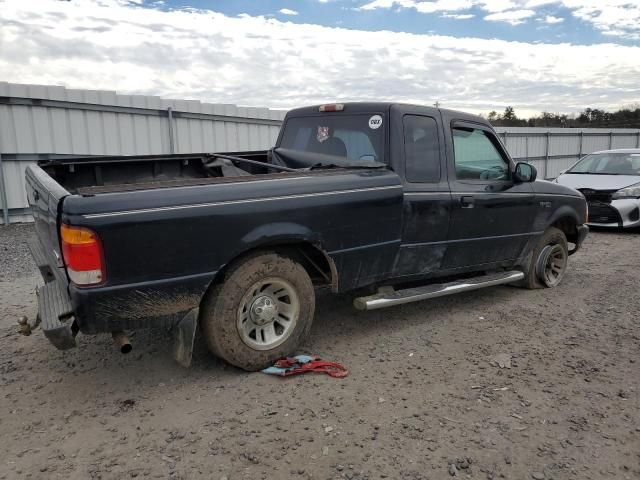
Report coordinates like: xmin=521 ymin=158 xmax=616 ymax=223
xmin=36 ymin=280 xmax=77 ymax=350
xmin=28 ymin=236 xmax=77 ymax=350
xmin=34 ymin=273 xmax=211 ymax=348
xmin=69 ymin=272 xmax=214 ymax=334
xmin=28 ymin=235 xmax=211 ymax=350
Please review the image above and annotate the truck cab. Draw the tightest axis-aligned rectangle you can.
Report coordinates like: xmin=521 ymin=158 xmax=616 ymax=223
xmin=273 ymin=103 xmax=586 ymax=286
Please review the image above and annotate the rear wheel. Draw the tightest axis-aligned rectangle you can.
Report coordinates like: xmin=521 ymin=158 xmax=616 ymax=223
xmin=200 ymin=252 xmax=315 ymax=371
xmin=520 ymin=227 xmax=569 ymax=289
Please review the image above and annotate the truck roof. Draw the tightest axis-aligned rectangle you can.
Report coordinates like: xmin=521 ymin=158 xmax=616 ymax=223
xmin=286 ymin=102 xmax=486 ymax=125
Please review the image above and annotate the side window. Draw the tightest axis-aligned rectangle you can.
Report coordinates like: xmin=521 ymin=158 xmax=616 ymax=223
xmin=403 ymin=115 xmax=440 ymax=183
xmin=452 ymin=127 xmax=509 ymax=180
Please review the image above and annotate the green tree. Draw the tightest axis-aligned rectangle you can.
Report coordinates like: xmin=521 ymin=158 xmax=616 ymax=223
xmin=503 ymin=106 xmax=516 ymax=121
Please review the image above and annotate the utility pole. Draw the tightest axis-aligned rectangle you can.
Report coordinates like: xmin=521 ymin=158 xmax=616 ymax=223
xmin=433 ymin=101 xmax=441 ymax=108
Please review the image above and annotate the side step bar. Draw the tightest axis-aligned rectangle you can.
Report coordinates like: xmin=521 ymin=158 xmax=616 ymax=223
xmin=353 ymin=270 xmax=524 ymax=311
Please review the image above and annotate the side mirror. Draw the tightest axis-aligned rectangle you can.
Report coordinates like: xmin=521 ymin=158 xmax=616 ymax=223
xmin=514 ymin=162 xmax=537 ymax=183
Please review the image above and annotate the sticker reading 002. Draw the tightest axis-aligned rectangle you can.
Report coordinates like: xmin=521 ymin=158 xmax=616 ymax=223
xmin=368 ymin=115 xmax=382 ymax=130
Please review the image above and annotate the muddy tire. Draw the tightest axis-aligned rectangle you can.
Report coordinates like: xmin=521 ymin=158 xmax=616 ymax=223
xmin=199 ymin=252 xmax=315 ymax=371
xmin=519 ymin=227 xmax=569 ymax=289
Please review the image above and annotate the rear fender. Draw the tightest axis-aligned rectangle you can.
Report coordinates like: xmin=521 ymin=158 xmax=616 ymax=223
xmin=240 ymin=222 xmax=321 ymax=249
xmin=210 ymin=222 xmax=337 ymax=290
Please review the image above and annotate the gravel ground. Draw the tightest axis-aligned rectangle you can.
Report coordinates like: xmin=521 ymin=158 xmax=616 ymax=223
xmin=0 ymin=224 xmax=40 ymax=282
xmin=0 ymin=224 xmax=639 ymax=480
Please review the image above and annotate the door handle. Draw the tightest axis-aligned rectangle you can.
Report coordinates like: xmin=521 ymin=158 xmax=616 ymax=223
xmin=460 ymin=195 xmax=474 ymax=208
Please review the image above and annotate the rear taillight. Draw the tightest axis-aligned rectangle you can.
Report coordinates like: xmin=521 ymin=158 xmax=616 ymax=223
xmin=60 ymin=224 xmax=106 ymax=286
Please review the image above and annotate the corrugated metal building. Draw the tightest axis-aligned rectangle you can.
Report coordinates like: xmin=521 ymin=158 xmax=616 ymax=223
xmin=0 ymin=82 xmax=285 ymax=224
xmin=1 ymin=82 xmax=639 ymax=224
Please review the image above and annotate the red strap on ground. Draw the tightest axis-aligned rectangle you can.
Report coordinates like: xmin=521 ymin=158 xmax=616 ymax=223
xmin=273 ymin=358 xmax=348 ymax=378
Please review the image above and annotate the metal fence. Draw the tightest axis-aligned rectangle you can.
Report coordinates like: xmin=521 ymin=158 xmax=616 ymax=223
xmin=1 ymin=82 xmax=640 ymax=224
xmin=494 ymin=127 xmax=640 ymax=180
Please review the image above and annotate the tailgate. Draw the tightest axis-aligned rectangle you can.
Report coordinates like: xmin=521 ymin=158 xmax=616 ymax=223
xmin=25 ymin=164 xmax=70 ymax=271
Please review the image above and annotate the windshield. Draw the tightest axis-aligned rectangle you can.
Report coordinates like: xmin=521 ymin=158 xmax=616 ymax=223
xmin=568 ymin=152 xmax=640 ymax=175
xmin=279 ymin=114 xmax=385 ymax=164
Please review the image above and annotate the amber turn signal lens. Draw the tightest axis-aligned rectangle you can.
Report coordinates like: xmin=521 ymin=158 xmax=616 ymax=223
xmin=60 ymin=224 xmax=106 ymax=286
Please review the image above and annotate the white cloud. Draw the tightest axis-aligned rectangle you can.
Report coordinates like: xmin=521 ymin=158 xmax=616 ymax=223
xmin=479 ymin=0 xmax=519 ymax=13
xmin=542 ymin=14 xmax=564 ymax=23
xmin=1 ymin=0 xmax=639 ymax=116
xmin=358 ymin=0 xmax=640 ymax=36
xmin=359 ymin=0 xmax=473 ymax=13
xmin=484 ymin=8 xmax=536 ymax=24
xmin=560 ymin=1 xmax=640 ymax=39
xmin=358 ymin=0 xmax=532 ymax=23
xmin=413 ymin=0 xmax=473 ymax=13
xmin=441 ymin=13 xmax=476 ymax=19
xmin=278 ymin=8 xmax=299 ymax=16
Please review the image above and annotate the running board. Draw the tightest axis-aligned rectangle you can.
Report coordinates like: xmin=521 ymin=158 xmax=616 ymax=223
xmin=353 ymin=270 xmax=524 ymax=311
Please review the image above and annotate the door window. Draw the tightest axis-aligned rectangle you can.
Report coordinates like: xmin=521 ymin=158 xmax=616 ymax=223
xmin=403 ymin=115 xmax=440 ymax=183
xmin=452 ymin=127 xmax=509 ymax=180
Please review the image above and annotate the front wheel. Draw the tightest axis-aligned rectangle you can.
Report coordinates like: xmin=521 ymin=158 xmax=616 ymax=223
xmin=520 ymin=227 xmax=569 ymax=289
xmin=200 ymin=252 xmax=315 ymax=371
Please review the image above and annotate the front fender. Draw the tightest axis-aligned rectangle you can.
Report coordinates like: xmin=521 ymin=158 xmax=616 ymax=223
xmin=545 ymin=204 xmax=582 ymax=229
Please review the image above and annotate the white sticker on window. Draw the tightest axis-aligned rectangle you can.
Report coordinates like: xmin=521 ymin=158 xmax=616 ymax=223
xmin=368 ymin=115 xmax=383 ymax=130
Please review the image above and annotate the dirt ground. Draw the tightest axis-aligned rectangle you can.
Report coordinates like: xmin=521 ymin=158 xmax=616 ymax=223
xmin=1 ymin=224 xmax=638 ymax=480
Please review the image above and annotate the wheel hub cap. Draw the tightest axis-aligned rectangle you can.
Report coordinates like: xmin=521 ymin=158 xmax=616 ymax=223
xmin=237 ymin=278 xmax=300 ymax=351
xmin=250 ymin=295 xmax=278 ymax=325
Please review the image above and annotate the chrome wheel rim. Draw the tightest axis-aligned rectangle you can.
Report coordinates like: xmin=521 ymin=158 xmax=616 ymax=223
xmin=236 ymin=277 xmax=300 ymax=351
xmin=537 ymin=244 xmax=567 ymax=287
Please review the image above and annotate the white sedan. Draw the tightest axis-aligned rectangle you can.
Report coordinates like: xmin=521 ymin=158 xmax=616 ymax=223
xmin=555 ymin=149 xmax=640 ymax=228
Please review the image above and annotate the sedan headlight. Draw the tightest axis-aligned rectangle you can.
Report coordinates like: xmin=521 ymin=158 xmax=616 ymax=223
xmin=612 ymin=182 xmax=640 ymax=200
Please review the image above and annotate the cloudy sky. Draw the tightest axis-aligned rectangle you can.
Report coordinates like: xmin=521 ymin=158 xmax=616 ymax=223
xmin=1 ymin=0 xmax=639 ymax=117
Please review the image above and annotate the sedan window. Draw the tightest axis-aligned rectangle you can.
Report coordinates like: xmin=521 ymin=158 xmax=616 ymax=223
xmin=569 ymin=153 xmax=640 ymax=175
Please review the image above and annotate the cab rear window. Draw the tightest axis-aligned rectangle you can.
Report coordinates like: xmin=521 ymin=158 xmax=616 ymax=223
xmin=280 ymin=115 xmax=385 ymax=163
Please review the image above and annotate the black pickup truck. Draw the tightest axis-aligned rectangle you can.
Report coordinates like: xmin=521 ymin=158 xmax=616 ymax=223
xmin=25 ymin=102 xmax=588 ymax=370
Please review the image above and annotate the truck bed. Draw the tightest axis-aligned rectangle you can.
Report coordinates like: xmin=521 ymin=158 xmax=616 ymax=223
xmin=38 ymin=151 xmax=272 ymax=195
